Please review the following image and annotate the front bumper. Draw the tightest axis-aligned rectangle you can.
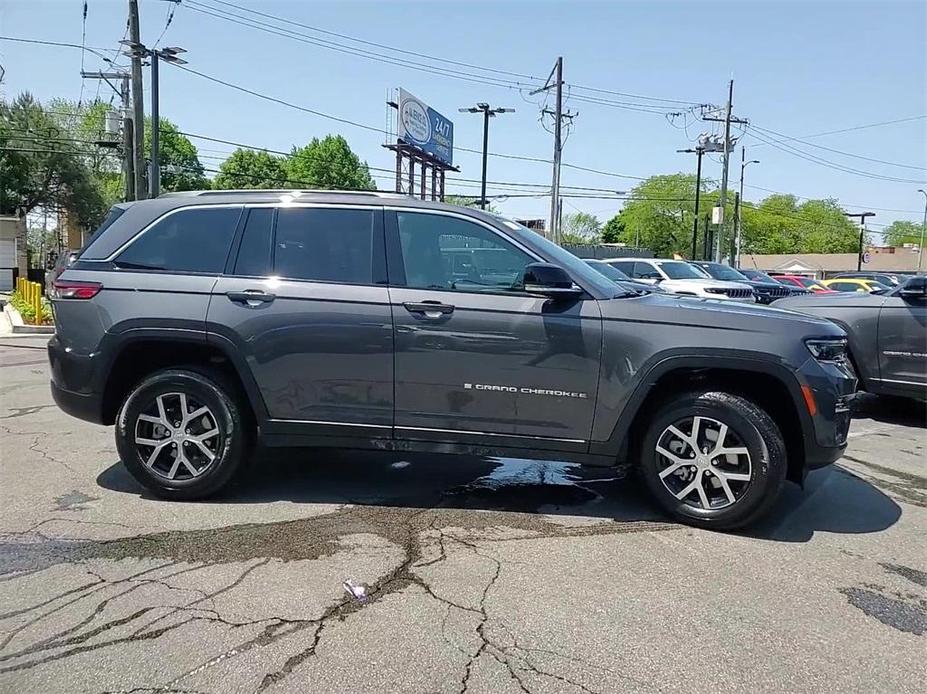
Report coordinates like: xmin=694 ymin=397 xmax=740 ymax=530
xmin=795 ymin=356 xmax=857 ymax=468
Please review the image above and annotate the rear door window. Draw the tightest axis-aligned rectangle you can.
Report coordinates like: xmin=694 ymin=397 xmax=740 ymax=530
xmin=115 ymin=206 xmax=242 ymax=274
xmin=607 ymin=260 xmax=636 ymax=276
xmin=274 ymin=207 xmax=377 ymax=284
xmin=634 ymin=262 xmax=662 ymax=280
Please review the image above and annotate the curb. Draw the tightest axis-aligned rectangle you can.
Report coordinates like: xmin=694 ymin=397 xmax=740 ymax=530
xmin=3 ymin=303 xmax=55 ymax=335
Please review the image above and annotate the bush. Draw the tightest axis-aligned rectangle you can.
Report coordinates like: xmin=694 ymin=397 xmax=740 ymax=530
xmin=10 ymin=290 xmax=53 ymax=324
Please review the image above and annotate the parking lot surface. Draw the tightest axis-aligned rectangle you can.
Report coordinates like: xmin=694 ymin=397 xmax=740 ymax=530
xmin=1 ymin=336 xmax=925 ymax=693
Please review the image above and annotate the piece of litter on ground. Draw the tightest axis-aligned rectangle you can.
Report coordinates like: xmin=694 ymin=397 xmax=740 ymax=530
xmin=343 ymin=579 xmax=368 ymax=602
xmin=390 ymin=461 xmax=411 ymax=469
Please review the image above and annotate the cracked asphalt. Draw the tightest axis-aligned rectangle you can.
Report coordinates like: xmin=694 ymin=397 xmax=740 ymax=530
xmin=1 ymin=336 xmax=925 ymax=693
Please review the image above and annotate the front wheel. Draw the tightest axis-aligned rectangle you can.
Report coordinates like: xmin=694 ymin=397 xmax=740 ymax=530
xmin=115 ymin=368 xmax=251 ymax=499
xmin=639 ymin=391 xmax=787 ymax=530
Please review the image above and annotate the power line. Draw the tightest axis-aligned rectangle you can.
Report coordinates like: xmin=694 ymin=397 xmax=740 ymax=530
xmin=748 ymin=123 xmax=927 ymax=171
xmin=752 ymin=114 xmax=927 ymax=144
xmin=153 ymin=0 xmax=180 ymax=49
xmin=747 ymin=129 xmax=927 ymax=185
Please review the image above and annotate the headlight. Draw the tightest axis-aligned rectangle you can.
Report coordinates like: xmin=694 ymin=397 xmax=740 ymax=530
xmin=805 ymin=338 xmax=848 ymax=362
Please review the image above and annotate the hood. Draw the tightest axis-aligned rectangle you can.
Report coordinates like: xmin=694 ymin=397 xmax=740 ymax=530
xmin=661 ymin=278 xmax=752 ymax=291
xmin=773 ymin=291 xmax=887 ymax=310
xmin=603 ymin=291 xmax=844 ymax=337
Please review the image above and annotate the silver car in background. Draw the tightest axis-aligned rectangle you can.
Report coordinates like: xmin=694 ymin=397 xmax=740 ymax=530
xmin=604 ymin=258 xmax=756 ymax=302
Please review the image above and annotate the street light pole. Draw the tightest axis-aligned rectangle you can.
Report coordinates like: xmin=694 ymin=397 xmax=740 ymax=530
xmin=845 ymin=211 xmax=875 ymax=271
xmin=917 ymin=189 xmax=927 ymax=273
xmin=677 ymin=147 xmax=705 ymax=259
xmin=459 ymin=103 xmax=514 ymax=210
xmin=736 ymin=147 xmax=760 ymax=268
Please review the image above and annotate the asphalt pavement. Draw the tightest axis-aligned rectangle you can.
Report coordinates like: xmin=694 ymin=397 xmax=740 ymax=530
xmin=0 ymin=336 xmax=925 ymax=693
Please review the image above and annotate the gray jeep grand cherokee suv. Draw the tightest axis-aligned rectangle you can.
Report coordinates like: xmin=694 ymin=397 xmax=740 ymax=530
xmin=48 ymin=190 xmax=856 ymax=530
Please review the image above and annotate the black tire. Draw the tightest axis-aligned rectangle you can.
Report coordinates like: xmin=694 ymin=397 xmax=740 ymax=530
xmin=638 ymin=391 xmax=787 ymax=530
xmin=115 ymin=367 xmax=251 ymax=500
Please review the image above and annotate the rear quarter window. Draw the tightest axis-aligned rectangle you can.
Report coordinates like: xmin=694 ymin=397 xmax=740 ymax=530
xmin=115 ymin=207 xmax=242 ymax=274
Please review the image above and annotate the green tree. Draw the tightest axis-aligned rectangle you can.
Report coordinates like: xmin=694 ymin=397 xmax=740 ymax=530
xmin=740 ymin=195 xmax=859 ymax=254
xmin=214 ymin=148 xmax=290 ymax=189
xmin=286 ymin=134 xmax=375 ymax=190
xmin=600 ymin=213 xmax=625 ymax=243
xmin=560 ymin=211 xmax=601 ymax=244
xmin=144 ymin=117 xmax=209 ymax=191
xmin=882 ymin=220 xmax=924 ymax=247
xmin=612 ymin=174 xmax=715 ymax=256
xmin=0 ymin=93 xmax=105 ymax=227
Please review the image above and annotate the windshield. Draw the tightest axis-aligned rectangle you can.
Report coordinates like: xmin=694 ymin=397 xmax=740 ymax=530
xmin=585 ymin=261 xmax=631 ymax=282
xmin=699 ymin=263 xmax=748 ymax=282
xmin=495 ymin=216 xmax=622 ymax=296
xmin=655 ymin=261 xmax=706 ymax=280
xmin=798 ymin=277 xmax=827 ymax=289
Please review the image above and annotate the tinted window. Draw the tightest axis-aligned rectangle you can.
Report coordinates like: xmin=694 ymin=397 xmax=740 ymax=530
xmin=635 ymin=262 xmax=663 ymax=280
xmin=116 ymin=207 xmax=241 ymax=273
xmin=274 ymin=208 xmax=375 ymax=284
xmin=606 ymin=260 xmax=636 ymax=276
xmin=698 ymin=262 xmax=747 ymax=281
xmin=233 ymin=208 xmax=274 ymax=277
xmin=397 ymin=212 xmax=533 ymax=292
xmin=586 ymin=261 xmax=630 ymax=282
xmin=655 ymin=261 xmax=705 ymax=280
xmin=902 ymin=275 xmax=926 ymax=292
xmin=830 ymin=282 xmax=857 ymax=292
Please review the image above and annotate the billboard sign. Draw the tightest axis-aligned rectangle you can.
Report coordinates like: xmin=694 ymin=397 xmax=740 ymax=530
xmin=398 ymin=88 xmax=454 ymax=166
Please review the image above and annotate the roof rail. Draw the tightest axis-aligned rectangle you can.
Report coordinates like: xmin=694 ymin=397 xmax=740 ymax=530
xmin=158 ymin=189 xmax=410 ymax=199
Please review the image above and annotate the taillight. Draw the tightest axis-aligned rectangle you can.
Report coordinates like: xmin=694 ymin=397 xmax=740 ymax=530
xmin=53 ymin=279 xmax=102 ymax=299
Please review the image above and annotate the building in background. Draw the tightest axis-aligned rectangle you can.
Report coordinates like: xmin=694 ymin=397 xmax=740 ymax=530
xmin=742 ymin=245 xmax=921 ymax=279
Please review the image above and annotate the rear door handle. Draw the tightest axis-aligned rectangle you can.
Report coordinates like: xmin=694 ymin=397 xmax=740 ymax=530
xmin=227 ymin=290 xmax=276 ymax=306
xmin=403 ymin=301 xmax=455 ymax=319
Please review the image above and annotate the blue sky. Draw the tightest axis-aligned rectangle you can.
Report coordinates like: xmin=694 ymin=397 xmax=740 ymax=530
xmin=2 ymin=0 xmax=925 ymax=237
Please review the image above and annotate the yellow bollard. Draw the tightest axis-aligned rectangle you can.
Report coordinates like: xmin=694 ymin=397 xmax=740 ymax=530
xmin=34 ymin=285 xmax=42 ymax=325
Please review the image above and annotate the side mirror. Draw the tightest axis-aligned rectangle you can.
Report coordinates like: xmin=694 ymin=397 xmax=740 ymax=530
xmin=899 ymin=284 xmax=927 ymax=301
xmin=522 ymin=262 xmax=582 ymax=299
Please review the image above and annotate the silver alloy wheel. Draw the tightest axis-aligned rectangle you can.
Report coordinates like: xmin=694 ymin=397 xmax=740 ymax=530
xmin=133 ymin=392 xmax=221 ymax=481
xmin=654 ymin=415 xmax=752 ymax=510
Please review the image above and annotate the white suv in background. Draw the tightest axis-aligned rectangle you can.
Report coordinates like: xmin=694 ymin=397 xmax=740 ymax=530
xmin=604 ymin=258 xmax=756 ymax=302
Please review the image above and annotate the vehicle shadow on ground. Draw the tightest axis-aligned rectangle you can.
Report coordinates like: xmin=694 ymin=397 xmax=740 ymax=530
xmin=852 ymin=392 xmax=927 ymax=428
xmin=96 ymin=447 xmax=901 ymax=543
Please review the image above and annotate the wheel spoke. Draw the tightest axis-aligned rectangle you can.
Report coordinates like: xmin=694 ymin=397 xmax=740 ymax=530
xmin=144 ymin=442 xmax=169 ymax=468
xmin=135 ymin=437 xmax=166 ymax=447
xmin=156 ymin=395 xmax=168 ymax=424
xmin=695 ymin=481 xmax=711 ymax=509
xmin=138 ymin=413 xmax=166 ymax=426
xmin=714 ymin=473 xmax=736 ymax=504
xmin=185 ymin=406 xmax=209 ymax=424
xmin=166 ymin=453 xmax=183 ymax=479
xmin=667 ymin=425 xmax=693 ymax=447
xmin=181 ymin=453 xmax=201 ymax=477
xmin=712 ymin=423 xmax=729 ymax=453
xmin=673 ymin=475 xmax=701 ymax=501
xmin=178 ymin=393 xmax=189 ymax=423
xmin=715 ymin=470 xmax=751 ymax=482
xmin=716 ymin=446 xmax=749 ymax=457
xmin=192 ymin=439 xmax=215 ymax=461
xmin=691 ymin=417 xmax=704 ymax=447
xmin=193 ymin=428 xmax=219 ymax=443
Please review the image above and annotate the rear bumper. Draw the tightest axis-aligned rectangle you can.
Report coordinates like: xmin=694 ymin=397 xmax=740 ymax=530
xmin=51 ymin=380 xmax=105 ymax=424
xmin=48 ymin=335 xmax=106 ymax=424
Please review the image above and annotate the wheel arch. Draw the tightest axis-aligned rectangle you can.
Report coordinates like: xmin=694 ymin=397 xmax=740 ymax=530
xmin=592 ymin=353 xmax=813 ymax=484
xmin=98 ymin=329 xmax=267 ymax=426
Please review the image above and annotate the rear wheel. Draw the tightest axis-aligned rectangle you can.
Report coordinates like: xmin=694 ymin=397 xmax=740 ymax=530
xmin=116 ymin=368 xmax=250 ymax=499
xmin=639 ymin=391 xmax=787 ymax=530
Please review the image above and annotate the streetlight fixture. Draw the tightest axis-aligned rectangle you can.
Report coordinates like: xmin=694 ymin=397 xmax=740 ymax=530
xmin=459 ymin=103 xmax=514 ymax=210
xmin=736 ymin=147 xmax=760 ymax=267
xmin=123 ymin=41 xmax=187 ymax=197
xmin=917 ymin=189 xmax=927 ymax=273
xmin=844 ymin=211 xmax=876 ymax=271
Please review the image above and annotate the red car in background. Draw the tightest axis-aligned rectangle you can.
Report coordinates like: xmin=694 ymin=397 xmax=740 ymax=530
xmin=771 ymin=274 xmax=838 ymax=294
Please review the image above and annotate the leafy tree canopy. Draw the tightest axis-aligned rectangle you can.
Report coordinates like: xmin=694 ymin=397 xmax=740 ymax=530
xmin=286 ymin=135 xmax=375 ymax=190
xmin=882 ymin=219 xmax=924 ymax=247
xmin=560 ymin=211 xmax=602 ymax=245
xmin=144 ymin=117 xmax=209 ymax=192
xmin=214 ymin=148 xmax=290 ymax=189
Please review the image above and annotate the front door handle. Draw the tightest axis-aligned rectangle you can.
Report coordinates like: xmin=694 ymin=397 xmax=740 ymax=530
xmin=227 ymin=290 xmax=276 ymax=306
xmin=403 ymin=301 xmax=455 ymax=319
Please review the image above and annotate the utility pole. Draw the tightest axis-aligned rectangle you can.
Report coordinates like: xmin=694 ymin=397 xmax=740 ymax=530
xmin=917 ymin=189 xmax=927 ymax=273
xmin=702 ymin=80 xmax=748 ymax=262
xmin=845 ymin=211 xmax=875 ymax=271
xmin=531 ymin=57 xmax=572 ymax=243
xmin=80 ymin=71 xmax=134 ymax=201
xmin=459 ymin=103 xmax=514 ymax=210
xmin=736 ymin=146 xmax=760 ymax=268
xmin=127 ymin=0 xmax=146 ymax=200
xmin=678 ymin=146 xmax=706 ymax=259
